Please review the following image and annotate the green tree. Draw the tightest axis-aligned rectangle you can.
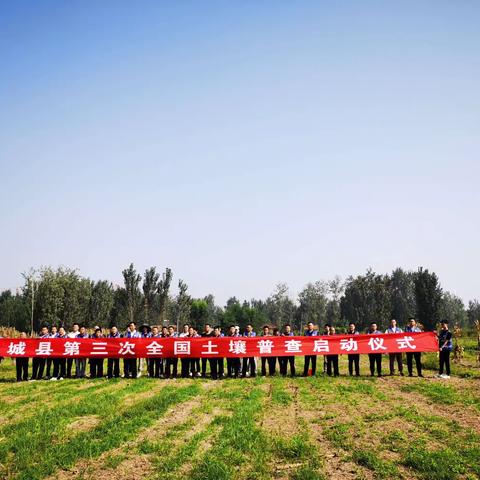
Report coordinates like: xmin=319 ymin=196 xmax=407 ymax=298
xmin=122 ymin=263 xmax=142 ymax=324
xmin=142 ymin=267 xmax=159 ymax=324
xmin=413 ymin=267 xmax=442 ymax=330
xmin=298 ymin=281 xmax=329 ymax=329
xmin=0 ymin=290 xmax=30 ymax=331
xmin=156 ymin=267 xmax=173 ymax=324
xmin=174 ymin=279 xmax=191 ymax=331
xmin=326 ymin=276 xmax=344 ymax=325
xmin=439 ymin=291 xmax=467 ymax=327
xmin=467 ymin=299 xmax=480 ymax=327
xmin=389 ymin=268 xmax=416 ymax=324
xmin=265 ymin=283 xmax=296 ymax=327
xmin=190 ymin=299 xmax=209 ymax=328
xmin=340 ymin=269 xmax=391 ymax=331
xmin=89 ymin=280 xmax=115 ymax=328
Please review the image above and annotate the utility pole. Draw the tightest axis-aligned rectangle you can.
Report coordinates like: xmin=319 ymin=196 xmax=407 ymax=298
xmin=30 ymin=277 xmax=36 ymax=336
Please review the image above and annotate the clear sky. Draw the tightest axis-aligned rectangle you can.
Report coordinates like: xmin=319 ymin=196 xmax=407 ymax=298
xmin=1 ymin=1 xmax=479 ymax=305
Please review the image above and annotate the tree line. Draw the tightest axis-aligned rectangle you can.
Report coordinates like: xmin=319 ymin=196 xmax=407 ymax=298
xmin=0 ymin=265 xmax=479 ymax=333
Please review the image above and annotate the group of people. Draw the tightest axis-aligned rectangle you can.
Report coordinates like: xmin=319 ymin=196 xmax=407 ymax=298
xmin=7 ymin=317 xmax=453 ymax=382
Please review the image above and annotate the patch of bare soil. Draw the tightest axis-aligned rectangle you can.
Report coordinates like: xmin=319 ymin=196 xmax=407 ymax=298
xmin=375 ymin=377 xmax=480 ymax=435
xmin=262 ymin=383 xmax=299 ymax=437
xmin=0 ymin=394 xmax=24 ymax=404
xmin=173 ymin=406 xmax=229 ymax=478
xmin=65 ymin=415 xmax=100 ymax=434
xmin=296 ymin=381 xmax=378 ymax=480
xmin=89 ymin=452 xmax=154 ymax=480
xmin=48 ymin=396 xmax=206 ymax=480
xmin=121 ymin=381 xmax=168 ymax=407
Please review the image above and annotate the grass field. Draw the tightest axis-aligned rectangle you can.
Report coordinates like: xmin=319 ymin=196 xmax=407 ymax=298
xmin=0 ymin=350 xmax=479 ymax=480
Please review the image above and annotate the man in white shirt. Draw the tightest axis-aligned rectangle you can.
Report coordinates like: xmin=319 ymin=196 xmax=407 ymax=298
xmin=66 ymin=323 xmax=80 ymax=378
xmin=124 ymin=322 xmax=141 ymax=378
xmin=385 ymin=319 xmax=404 ymax=376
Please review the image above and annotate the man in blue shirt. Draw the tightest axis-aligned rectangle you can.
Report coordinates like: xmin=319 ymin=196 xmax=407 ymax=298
xmin=405 ymin=318 xmax=423 ymax=377
xmin=303 ymin=322 xmax=318 ymax=376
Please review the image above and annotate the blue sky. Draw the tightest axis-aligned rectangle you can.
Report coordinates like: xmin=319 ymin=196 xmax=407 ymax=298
xmin=1 ymin=1 xmax=479 ymax=304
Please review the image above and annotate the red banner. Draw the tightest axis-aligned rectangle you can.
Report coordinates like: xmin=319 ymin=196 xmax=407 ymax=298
xmin=0 ymin=332 xmax=438 ymax=358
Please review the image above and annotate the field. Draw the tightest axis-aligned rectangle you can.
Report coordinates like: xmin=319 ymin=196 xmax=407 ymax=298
xmin=0 ymin=347 xmax=479 ymax=480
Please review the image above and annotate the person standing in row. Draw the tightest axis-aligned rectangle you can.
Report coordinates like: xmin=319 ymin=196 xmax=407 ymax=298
xmin=31 ymin=325 xmax=50 ymax=380
xmin=210 ymin=326 xmax=224 ymax=379
xmin=138 ymin=324 xmax=151 ymax=378
xmin=188 ymin=326 xmax=201 ymax=377
xmin=326 ymin=325 xmax=339 ymax=377
xmin=16 ymin=332 xmax=29 ymax=381
xmin=367 ymin=322 xmax=382 ymax=377
xmin=303 ymin=322 xmax=318 ymax=377
xmin=226 ymin=325 xmax=241 ymax=378
xmin=165 ymin=325 xmax=178 ymax=378
xmin=75 ymin=325 xmax=89 ymax=378
xmin=45 ymin=325 xmax=57 ymax=379
xmin=124 ymin=322 xmax=141 ymax=378
xmin=107 ymin=325 xmax=121 ymax=379
xmin=405 ymin=318 xmax=423 ymax=377
xmin=347 ymin=322 xmax=360 ymax=376
xmin=279 ymin=324 xmax=295 ymax=377
xmin=66 ymin=323 xmax=80 ymax=378
xmin=260 ymin=325 xmax=276 ymax=376
xmin=201 ymin=324 xmax=214 ymax=378
xmin=179 ymin=323 xmax=191 ymax=378
xmin=438 ymin=320 xmax=452 ymax=379
xmin=148 ymin=325 xmax=163 ymax=378
xmin=51 ymin=326 xmax=67 ymax=381
xmin=242 ymin=324 xmax=257 ymax=377
xmin=385 ymin=319 xmax=404 ymax=376
xmin=90 ymin=328 xmax=104 ymax=378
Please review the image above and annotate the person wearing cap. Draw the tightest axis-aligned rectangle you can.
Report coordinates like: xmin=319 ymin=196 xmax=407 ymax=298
xmin=367 ymin=322 xmax=382 ymax=377
xmin=346 ymin=322 xmax=360 ymax=376
xmin=124 ymin=322 xmax=141 ymax=378
xmin=303 ymin=322 xmax=319 ymax=377
xmin=107 ymin=325 xmax=122 ymax=379
xmin=437 ymin=320 xmax=453 ymax=379
xmin=279 ymin=324 xmax=295 ymax=377
xmin=385 ymin=319 xmax=404 ymax=376
xmin=242 ymin=324 xmax=257 ymax=378
xmin=405 ymin=318 xmax=423 ymax=377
